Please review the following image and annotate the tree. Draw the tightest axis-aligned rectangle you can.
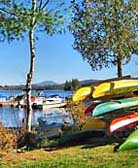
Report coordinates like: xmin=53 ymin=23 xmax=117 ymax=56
xmin=64 ymin=80 xmax=72 ymax=90
xmin=69 ymin=0 xmax=138 ymax=77
xmin=71 ymin=78 xmax=81 ymax=91
xmin=0 ymin=0 xmax=67 ymax=132
xmin=64 ymin=79 xmax=81 ymax=91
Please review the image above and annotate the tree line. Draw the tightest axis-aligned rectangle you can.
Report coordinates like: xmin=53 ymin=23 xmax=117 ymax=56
xmin=0 ymin=79 xmax=81 ymax=91
xmin=64 ymin=79 xmax=81 ymax=91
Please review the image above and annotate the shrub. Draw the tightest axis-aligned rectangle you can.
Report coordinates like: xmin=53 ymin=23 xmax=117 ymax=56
xmin=0 ymin=122 xmax=17 ymax=150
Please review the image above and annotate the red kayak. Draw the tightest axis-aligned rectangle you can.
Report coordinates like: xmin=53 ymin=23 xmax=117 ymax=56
xmin=110 ymin=113 xmax=138 ymax=133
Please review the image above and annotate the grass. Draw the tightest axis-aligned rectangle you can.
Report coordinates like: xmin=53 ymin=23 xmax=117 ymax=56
xmin=0 ymin=143 xmax=138 ymax=168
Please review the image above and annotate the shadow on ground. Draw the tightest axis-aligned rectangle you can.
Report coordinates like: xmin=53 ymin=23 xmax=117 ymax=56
xmin=44 ymin=130 xmax=121 ymax=151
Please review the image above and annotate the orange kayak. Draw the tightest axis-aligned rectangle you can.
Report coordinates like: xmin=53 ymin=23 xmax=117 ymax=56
xmin=110 ymin=113 xmax=138 ymax=133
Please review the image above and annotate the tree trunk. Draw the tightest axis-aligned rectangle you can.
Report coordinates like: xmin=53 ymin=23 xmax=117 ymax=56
xmin=117 ymin=56 xmax=123 ymax=78
xmin=25 ymin=0 xmax=36 ymax=133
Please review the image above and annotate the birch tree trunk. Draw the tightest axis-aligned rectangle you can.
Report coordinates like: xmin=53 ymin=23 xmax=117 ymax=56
xmin=25 ymin=0 xmax=36 ymax=132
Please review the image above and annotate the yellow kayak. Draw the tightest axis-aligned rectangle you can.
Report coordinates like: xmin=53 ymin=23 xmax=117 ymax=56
xmin=82 ymin=118 xmax=106 ymax=131
xmin=72 ymin=86 xmax=93 ymax=102
xmin=92 ymin=79 xmax=138 ymax=99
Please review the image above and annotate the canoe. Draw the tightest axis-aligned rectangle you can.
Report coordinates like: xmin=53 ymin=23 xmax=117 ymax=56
xmin=72 ymin=87 xmax=93 ymax=102
xmin=92 ymin=79 xmax=138 ymax=99
xmin=93 ymin=97 xmax=138 ymax=117
xmin=118 ymin=129 xmax=138 ymax=151
xmin=84 ymin=101 xmax=102 ymax=116
xmin=82 ymin=117 xmax=106 ymax=131
xmin=110 ymin=113 xmax=138 ymax=133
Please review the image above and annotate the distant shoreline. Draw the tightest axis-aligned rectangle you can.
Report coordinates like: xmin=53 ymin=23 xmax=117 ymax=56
xmin=0 ymin=79 xmax=100 ymax=91
xmin=0 ymin=84 xmax=65 ymax=91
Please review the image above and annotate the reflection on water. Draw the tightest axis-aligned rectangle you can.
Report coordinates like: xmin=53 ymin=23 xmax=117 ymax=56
xmin=0 ymin=89 xmax=73 ymax=127
xmin=0 ymin=107 xmax=74 ymax=127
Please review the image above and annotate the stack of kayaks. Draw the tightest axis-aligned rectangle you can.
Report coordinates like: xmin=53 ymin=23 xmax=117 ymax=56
xmin=72 ymin=78 xmax=138 ymax=151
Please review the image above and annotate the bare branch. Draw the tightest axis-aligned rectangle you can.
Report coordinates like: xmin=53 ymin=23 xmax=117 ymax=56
xmin=0 ymin=7 xmax=26 ymax=19
xmin=41 ymin=0 xmax=50 ymax=9
xmin=38 ymin=0 xmax=43 ymax=9
xmin=0 ymin=7 xmax=19 ymax=17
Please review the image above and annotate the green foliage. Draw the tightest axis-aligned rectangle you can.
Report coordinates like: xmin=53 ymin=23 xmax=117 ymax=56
xmin=64 ymin=79 xmax=81 ymax=91
xmin=69 ymin=0 xmax=138 ymax=75
xmin=64 ymin=80 xmax=72 ymax=90
xmin=71 ymin=78 xmax=81 ymax=91
xmin=0 ymin=0 xmax=68 ymax=41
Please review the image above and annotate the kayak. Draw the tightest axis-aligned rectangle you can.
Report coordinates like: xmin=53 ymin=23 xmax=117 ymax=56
xmin=93 ymin=97 xmax=138 ymax=117
xmin=72 ymin=86 xmax=93 ymax=102
xmin=110 ymin=113 xmax=138 ymax=133
xmin=92 ymin=79 xmax=138 ymax=99
xmin=84 ymin=101 xmax=101 ymax=116
xmin=82 ymin=117 xmax=106 ymax=131
xmin=118 ymin=129 xmax=138 ymax=151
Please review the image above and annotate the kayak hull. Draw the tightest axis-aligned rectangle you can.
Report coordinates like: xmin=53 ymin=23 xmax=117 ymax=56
xmin=110 ymin=113 xmax=138 ymax=133
xmin=93 ymin=97 xmax=138 ymax=117
xmin=73 ymin=87 xmax=93 ymax=102
xmin=82 ymin=117 xmax=106 ymax=131
xmin=92 ymin=79 xmax=138 ymax=99
xmin=118 ymin=129 xmax=138 ymax=151
xmin=85 ymin=101 xmax=101 ymax=116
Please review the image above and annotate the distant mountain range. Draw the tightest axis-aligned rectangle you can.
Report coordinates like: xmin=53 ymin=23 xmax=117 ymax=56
xmin=35 ymin=81 xmax=57 ymax=86
xmin=34 ymin=79 xmax=99 ymax=86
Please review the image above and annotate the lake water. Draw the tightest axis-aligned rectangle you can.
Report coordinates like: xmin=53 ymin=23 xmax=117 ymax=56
xmin=0 ymin=90 xmax=74 ymax=127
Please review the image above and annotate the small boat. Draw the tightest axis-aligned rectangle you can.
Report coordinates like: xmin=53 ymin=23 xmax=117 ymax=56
xmin=32 ymin=94 xmax=67 ymax=109
xmin=72 ymin=86 xmax=93 ymax=102
xmin=93 ymin=97 xmax=138 ymax=118
xmin=92 ymin=79 xmax=138 ymax=99
xmin=117 ymin=129 xmax=138 ymax=151
xmin=110 ymin=113 xmax=138 ymax=133
xmin=14 ymin=94 xmax=37 ymax=108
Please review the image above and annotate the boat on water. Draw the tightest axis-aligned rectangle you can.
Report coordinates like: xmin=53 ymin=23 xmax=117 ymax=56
xmin=32 ymin=94 xmax=67 ymax=109
xmin=14 ymin=94 xmax=37 ymax=108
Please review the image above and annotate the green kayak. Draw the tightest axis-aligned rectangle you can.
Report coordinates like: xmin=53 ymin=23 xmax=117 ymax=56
xmin=118 ymin=129 xmax=138 ymax=151
xmin=93 ymin=97 xmax=138 ymax=117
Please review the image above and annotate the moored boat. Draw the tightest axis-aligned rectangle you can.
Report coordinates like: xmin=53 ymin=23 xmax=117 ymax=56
xmin=32 ymin=94 xmax=67 ymax=109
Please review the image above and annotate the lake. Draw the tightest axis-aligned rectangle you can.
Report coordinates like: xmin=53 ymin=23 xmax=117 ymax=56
xmin=0 ymin=90 xmax=74 ymax=127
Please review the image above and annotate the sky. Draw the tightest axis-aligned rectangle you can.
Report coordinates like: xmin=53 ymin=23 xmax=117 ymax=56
xmin=0 ymin=31 xmax=137 ymax=85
